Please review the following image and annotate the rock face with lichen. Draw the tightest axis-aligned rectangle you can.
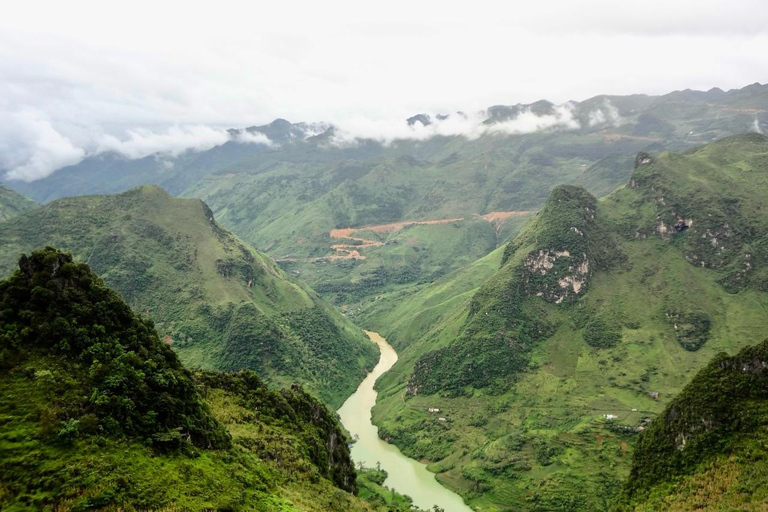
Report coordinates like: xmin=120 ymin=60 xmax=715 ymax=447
xmin=627 ymin=137 xmax=768 ymax=291
xmin=406 ymin=185 xmax=621 ymax=395
xmin=523 ymin=248 xmax=590 ymax=304
xmin=511 ymin=185 xmax=619 ymax=305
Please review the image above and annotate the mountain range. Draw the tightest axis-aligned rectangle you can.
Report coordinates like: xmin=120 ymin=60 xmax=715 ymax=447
xmin=5 ymin=84 xmax=768 ymax=318
xmin=0 ymin=248 xmax=422 ymax=511
xmin=3 ymin=83 xmax=768 ymax=511
xmin=362 ymin=133 xmax=768 ymax=510
xmin=0 ymin=186 xmax=377 ymax=408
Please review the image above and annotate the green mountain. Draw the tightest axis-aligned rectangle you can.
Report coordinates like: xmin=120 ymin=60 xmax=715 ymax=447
xmin=617 ymin=338 xmax=768 ymax=511
xmin=0 ymin=185 xmax=36 ymax=222
xmin=0 ymin=248 xmax=421 ymax=511
xmin=6 ymin=84 xmax=768 ymax=316
xmin=359 ymin=133 xmax=768 ymax=511
xmin=0 ymin=186 xmax=377 ymax=408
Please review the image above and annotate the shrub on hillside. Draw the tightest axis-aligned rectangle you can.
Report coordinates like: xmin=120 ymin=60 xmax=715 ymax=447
xmin=583 ymin=318 xmax=622 ymax=349
xmin=0 ymin=248 xmax=230 ymax=450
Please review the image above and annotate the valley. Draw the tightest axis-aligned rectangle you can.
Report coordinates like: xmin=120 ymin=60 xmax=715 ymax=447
xmin=320 ymin=212 xmax=533 ymax=261
xmin=338 ymin=331 xmax=474 ymax=512
xmin=360 ymin=133 xmax=768 ymax=510
xmin=2 ymin=83 xmax=768 ymax=511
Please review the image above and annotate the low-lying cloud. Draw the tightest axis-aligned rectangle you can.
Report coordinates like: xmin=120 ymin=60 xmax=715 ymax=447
xmin=588 ymin=101 xmax=623 ymax=127
xmin=1 ymin=100 xmax=626 ymax=181
xmin=327 ymin=102 xmax=590 ymax=147
xmin=97 ymin=125 xmax=231 ymax=160
xmin=0 ymin=119 xmax=274 ymax=182
xmin=233 ymin=130 xmax=275 ymax=146
xmin=0 ymin=112 xmax=85 ymax=182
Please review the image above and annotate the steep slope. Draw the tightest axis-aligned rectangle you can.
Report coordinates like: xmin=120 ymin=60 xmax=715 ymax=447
xmin=0 ymin=186 xmax=377 ymax=407
xmin=366 ymin=134 xmax=768 ymax=511
xmin=0 ymin=248 xmax=413 ymax=512
xmin=618 ymin=339 xmax=768 ymax=511
xmin=179 ymin=84 xmax=767 ymax=308
xmin=6 ymin=84 xmax=767 ymax=313
xmin=0 ymin=185 xmax=36 ymax=222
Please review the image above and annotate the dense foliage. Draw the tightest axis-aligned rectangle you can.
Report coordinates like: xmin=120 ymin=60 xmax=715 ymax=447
xmin=408 ymin=185 xmax=619 ymax=395
xmin=583 ymin=318 xmax=622 ymax=349
xmin=0 ymin=185 xmax=36 ymax=222
xmin=0 ymin=248 xmax=228 ymax=449
xmin=0 ymin=248 xmax=415 ymax=511
xmin=620 ymin=339 xmax=768 ymax=510
xmin=363 ymin=134 xmax=768 ymax=511
xmin=195 ymin=370 xmax=357 ymax=493
xmin=0 ymin=186 xmax=377 ymax=407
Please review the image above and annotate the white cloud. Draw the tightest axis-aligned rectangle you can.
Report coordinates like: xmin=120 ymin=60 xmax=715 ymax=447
xmin=326 ymin=103 xmax=584 ymax=146
xmin=96 ymin=125 xmax=230 ymax=160
xmin=234 ymin=130 xmax=275 ymax=146
xmin=588 ymin=100 xmax=623 ymax=127
xmin=0 ymin=112 xmax=85 ymax=182
xmin=0 ymin=121 xmax=251 ymax=181
xmin=0 ymin=1 xmax=767 ymax=180
xmin=488 ymin=104 xmax=581 ymax=135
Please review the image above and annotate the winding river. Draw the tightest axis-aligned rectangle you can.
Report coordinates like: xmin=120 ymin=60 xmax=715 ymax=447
xmin=338 ymin=331 xmax=474 ymax=512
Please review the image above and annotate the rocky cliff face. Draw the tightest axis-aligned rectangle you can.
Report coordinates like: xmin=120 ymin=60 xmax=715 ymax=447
xmin=627 ymin=135 xmax=768 ymax=291
xmin=406 ymin=185 xmax=621 ymax=395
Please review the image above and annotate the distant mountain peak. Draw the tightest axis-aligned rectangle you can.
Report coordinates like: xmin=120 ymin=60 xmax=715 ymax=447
xmin=406 ymin=113 xmax=432 ymax=127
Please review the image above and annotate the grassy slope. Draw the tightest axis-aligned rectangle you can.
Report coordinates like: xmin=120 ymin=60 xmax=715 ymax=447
xmin=0 ymin=186 xmax=377 ymax=408
xmin=289 ymin=218 xmax=511 ymax=309
xmin=174 ymin=85 xmax=768 ymax=313
xmin=364 ymin=134 xmax=768 ymax=511
xmin=0 ymin=249 xmax=416 ymax=512
xmin=0 ymin=185 xmax=36 ymax=222
xmin=6 ymin=85 xmax=765 ymax=316
xmin=617 ymin=339 xmax=768 ymax=511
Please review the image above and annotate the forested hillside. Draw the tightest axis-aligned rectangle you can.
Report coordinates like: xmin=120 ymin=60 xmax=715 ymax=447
xmin=361 ymin=134 xmax=768 ymax=510
xmin=0 ymin=185 xmax=36 ymax=222
xmin=0 ymin=248 xmax=422 ymax=511
xmin=0 ymin=187 xmax=377 ymax=407
xmin=618 ymin=338 xmax=768 ymax=511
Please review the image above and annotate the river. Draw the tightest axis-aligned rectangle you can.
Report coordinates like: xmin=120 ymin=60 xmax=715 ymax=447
xmin=337 ymin=331 xmax=474 ymax=512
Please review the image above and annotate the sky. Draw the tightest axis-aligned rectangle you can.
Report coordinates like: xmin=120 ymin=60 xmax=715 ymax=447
xmin=2 ymin=0 xmax=768 ymax=181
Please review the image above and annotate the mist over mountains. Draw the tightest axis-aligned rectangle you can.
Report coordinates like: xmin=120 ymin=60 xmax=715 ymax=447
xmin=4 ymin=83 xmax=767 ymax=186
xmin=4 ymin=1 xmax=768 ymax=510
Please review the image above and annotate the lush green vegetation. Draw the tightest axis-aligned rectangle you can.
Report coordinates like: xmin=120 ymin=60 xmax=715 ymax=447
xmin=356 ymin=468 xmax=422 ymax=512
xmin=405 ymin=184 xmax=620 ymax=396
xmin=618 ymin=338 xmax=768 ymax=511
xmin=0 ymin=185 xmax=36 ymax=222
xmin=0 ymin=248 xmax=427 ymax=512
xmin=0 ymin=186 xmax=377 ymax=408
xmin=361 ymin=134 xmax=768 ymax=511
xmin=0 ymin=248 xmax=228 ymax=451
xmin=10 ymin=84 xmax=767 ymax=320
xmin=3 ymin=84 xmax=768 ymax=511
xmin=583 ymin=318 xmax=622 ymax=349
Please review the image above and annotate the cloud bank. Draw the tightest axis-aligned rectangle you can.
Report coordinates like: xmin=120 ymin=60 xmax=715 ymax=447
xmin=97 ymin=126 xmax=231 ymax=160
xmin=0 ymin=112 xmax=85 ymax=182
xmin=1 ymin=0 xmax=767 ymax=181
xmin=233 ymin=130 xmax=275 ymax=146
xmin=327 ymin=102 xmax=588 ymax=147
xmin=0 ymin=118 xmax=275 ymax=182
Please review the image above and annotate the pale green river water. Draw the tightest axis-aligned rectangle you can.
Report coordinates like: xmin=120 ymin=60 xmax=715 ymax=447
xmin=337 ymin=331 xmax=474 ymax=512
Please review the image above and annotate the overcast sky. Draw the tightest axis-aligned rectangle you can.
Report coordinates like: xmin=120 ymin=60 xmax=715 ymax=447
xmin=2 ymin=0 xmax=768 ymax=181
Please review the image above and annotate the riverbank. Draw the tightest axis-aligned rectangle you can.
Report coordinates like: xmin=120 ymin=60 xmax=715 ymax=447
xmin=337 ymin=331 xmax=474 ymax=512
